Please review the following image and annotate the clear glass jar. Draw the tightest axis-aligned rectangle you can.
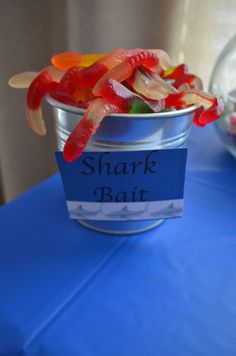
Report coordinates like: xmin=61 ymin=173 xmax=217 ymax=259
xmin=209 ymin=33 xmax=236 ymax=158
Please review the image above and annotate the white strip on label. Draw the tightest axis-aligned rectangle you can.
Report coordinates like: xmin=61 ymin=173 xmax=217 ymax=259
xmin=66 ymin=199 xmax=183 ymax=221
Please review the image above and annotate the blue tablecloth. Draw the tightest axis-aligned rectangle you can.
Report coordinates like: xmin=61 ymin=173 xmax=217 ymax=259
xmin=0 ymin=125 xmax=236 ymax=356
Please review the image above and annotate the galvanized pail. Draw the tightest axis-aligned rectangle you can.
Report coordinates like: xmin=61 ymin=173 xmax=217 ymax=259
xmin=47 ymin=95 xmax=198 ymax=235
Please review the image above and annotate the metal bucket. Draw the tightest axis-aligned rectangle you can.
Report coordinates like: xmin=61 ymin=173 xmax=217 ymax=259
xmin=47 ymin=95 xmax=198 ymax=235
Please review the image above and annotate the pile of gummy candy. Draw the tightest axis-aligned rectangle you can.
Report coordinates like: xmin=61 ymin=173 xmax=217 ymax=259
xmin=9 ymin=48 xmax=224 ymax=162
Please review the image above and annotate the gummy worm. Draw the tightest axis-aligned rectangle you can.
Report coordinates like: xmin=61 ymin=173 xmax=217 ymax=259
xmin=63 ymin=98 xmax=122 ymax=162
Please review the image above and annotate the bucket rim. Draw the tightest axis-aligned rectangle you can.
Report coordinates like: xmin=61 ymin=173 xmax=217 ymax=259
xmin=46 ymin=95 xmax=200 ymax=119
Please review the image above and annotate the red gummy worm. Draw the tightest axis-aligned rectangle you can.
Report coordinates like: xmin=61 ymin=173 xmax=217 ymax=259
xmin=50 ymin=92 xmax=80 ymax=107
xmin=98 ymin=79 xmax=132 ymax=111
xmin=126 ymin=51 xmax=159 ymax=72
xmin=63 ymin=118 xmax=95 ymax=162
xmin=76 ymin=62 xmax=108 ymax=88
xmin=165 ymin=64 xmax=188 ymax=80
xmin=174 ymin=73 xmax=203 ymax=90
xmin=57 ymin=67 xmax=80 ymax=95
xmin=27 ymin=71 xmax=54 ymax=110
xmin=93 ymin=50 xmax=160 ymax=96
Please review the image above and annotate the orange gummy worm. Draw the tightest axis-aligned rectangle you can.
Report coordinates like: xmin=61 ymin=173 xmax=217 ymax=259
xmin=51 ymin=52 xmax=106 ymax=70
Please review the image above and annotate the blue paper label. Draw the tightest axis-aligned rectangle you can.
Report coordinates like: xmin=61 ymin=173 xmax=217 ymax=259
xmin=55 ymin=149 xmax=187 ymax=221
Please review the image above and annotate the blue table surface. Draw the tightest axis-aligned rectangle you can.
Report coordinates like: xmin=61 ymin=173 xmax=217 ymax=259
xmin=0 ymin=126 xmax=236 ymax=356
